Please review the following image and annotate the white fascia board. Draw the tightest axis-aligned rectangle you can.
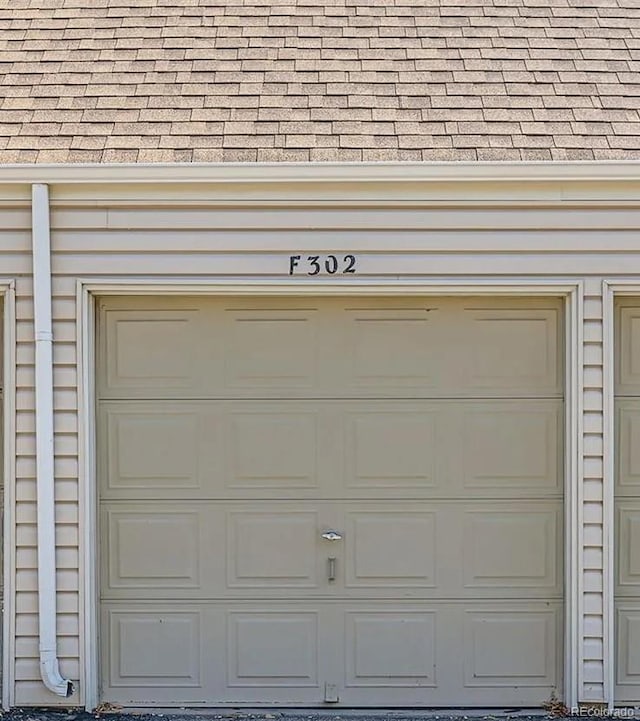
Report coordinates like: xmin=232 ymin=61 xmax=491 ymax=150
xmin=0 ymin=160 xmax=638 ymax=185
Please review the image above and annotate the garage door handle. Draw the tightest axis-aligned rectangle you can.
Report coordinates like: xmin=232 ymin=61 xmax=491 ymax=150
xmin=321 ymin=530 xmax=342 ymax=541
xmin=327 ymin=557 xmax=337 ymax=582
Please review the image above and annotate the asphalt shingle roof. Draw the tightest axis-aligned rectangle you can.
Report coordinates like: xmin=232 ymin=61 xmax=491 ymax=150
xmin=1 ymin=0 xmax=639 ymax=163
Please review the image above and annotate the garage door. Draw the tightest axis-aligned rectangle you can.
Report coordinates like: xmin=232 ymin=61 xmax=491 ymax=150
xmin=97 ymin=295 xmax=564 ymax=707
xmin=615 ymin=298 xmax=640 ymax=703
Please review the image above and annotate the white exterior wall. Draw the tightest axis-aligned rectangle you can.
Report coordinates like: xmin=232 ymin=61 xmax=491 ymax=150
xmin=2 ymin=166 xmax=640 ymax=708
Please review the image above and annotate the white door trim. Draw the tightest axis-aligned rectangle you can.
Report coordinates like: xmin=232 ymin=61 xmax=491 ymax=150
xmin=601 ymin=280 xmax=640 ymax=710
xmin=77 ymin=277 xmax=584 ymax=711
xmin=77 ymin=283 xmax=96 ymax=711
xmin=0 ymin=280 xmax=17 ymax=710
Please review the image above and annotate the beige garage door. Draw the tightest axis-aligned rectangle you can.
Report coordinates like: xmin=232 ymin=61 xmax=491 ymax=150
xmin=97 ymin=296 xmax=564 ymax=707
xmin=615 ymin=299 xmax=640 ymax=703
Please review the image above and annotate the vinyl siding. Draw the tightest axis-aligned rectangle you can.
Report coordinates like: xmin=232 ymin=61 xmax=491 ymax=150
xmin=6 ymin=182 xmax=635 ymax=706
xmin=0 ymin=189 xmax=38 ymax=707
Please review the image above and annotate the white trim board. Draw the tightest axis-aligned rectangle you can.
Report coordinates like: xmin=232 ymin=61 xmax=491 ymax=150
xmin=80 ymin=278 xmax=584 ymax=295
xmin=1 ymin=281 xmax=17 ymax=710
xmin=78 ymin=277 xmax=584 ymax=711
xmin=0 ymin=162 xmax=639 ymax=209
xmin=77 ymin=283 xmax=96 ymax=711
xmin=1 ymin=160 xmax=640 ymax=185
xmin=568 ymin=284 xmax=585 ymax=710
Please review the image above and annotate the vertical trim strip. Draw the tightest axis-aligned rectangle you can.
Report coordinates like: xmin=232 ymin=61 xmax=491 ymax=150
xmin=78 ymin=283 xmax=97 ymax=711
xmin=569 ymin=284 xmax=585 ymax=709
xmin=2 ymin=282 xmax=16 ymax=709
xmin=602 ymin=281 xmax=616 ymax=711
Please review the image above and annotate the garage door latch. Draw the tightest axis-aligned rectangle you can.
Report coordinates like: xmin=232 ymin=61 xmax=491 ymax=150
xmin=324 ymin=683 xmax=339 ymax=703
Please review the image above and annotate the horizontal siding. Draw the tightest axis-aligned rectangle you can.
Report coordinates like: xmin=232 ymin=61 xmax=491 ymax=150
xmin=16 ymin=524 xmax=78 ymax=547
xmin=16 ymin=658 xmax=80 ymax=682
xmin=48 ymin=252 xmax=640 ymax=276
xmin=20 ymin=228 xmax=124 ymax=700
xmin=15 ymin=637 xmax=79 ymax=660
xmin=15 ymin=569 xmax=78 ymax=593
xmin=7 ymin=195 xmax=82 ymax=705
xmin=49 ymin=206 xmax=640 ymax=231
xmin=0 ymin=202 xmax=61 ymax=704
xmin=15 ymin=606 xmax=76 ymax=632
xmin=16 ymin=591 xmax=78 ymax=615
xmin=14 ymin=677 xmax=78 ymax=707
xmin=16 ymin=410 xmax=77 ymax=435
xmin=49 ymin=228 xmax=640 ymax=252
xmin=0 ymin=200 xmax=40 ymax=707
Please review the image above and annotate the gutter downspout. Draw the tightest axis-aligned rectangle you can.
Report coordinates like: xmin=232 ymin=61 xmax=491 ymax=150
xmin=32 ymin=183 xmax=73 ymax=698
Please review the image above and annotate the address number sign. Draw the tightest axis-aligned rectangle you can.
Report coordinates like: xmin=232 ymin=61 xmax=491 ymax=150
xmin=289 ymin=254 xmax=357 ymax=276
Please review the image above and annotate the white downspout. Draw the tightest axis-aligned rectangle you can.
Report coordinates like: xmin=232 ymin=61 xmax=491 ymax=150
xmin=32 ymin=183 xmax=74 ymax=698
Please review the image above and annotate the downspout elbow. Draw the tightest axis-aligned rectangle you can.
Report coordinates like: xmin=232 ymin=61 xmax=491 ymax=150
xmin=40 ymin=651 xmax=73 ymax=697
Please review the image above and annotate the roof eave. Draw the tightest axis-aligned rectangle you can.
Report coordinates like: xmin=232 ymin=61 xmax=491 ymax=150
xmin=0 ymin=160 xmax=640 ymax=185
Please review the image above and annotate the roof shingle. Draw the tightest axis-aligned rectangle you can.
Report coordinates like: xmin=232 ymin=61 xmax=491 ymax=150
xmin=1 ymin=0 xmax=639 ymax=162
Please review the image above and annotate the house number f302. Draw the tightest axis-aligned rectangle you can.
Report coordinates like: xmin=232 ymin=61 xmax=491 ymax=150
xmin=289 ymin=254 xmax=357 ymax=276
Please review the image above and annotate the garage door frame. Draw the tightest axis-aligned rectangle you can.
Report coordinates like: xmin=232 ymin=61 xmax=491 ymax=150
xmin=77 ymin=277 xmax=584 ymax=712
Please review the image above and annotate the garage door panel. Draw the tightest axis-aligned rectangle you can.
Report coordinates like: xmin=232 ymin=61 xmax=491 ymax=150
xmin=344 ymin=408 xmax=439 ymax=492
xmin=100 ymin=306 xmax=205 ymax=397
xmin=616 ymin=504 xmax=640 ymax=593
xmin=340 ymin=306 xmax=437 ymax=389
xmin=102 ymin=602 xmax=330 ymax=705
xmin=459 ymin=308 xmax=561 ymax=395
xmin=338 ymin=602 xmax=562 ymax=706
xmin=342 ymin=400 xmax=562 ymax=499
xmin=99 ymin=402 xmax=330 ymax=500
xmin=226 ymin=409 xmax=320 ymax=491
xmin=99 ymin=297 xmax=563 ymax=400
xmin=463 ymin=608 xmax=559 ymax=688
xmin=223 ymin=603 xmax=341 ymax=704
xmin=104 ymin=607 xmax=203 ymax=689
xmin=460 ymin=402 xmax=562 ymax=493
xmin=103 ymin=502 xmax=333 ymax=599
xmin=616 ymin=403 xmax=640 ymax=495
xmin=224 ymin=308 xmax=319 ymax=391
xmin=227 ymin=611 xmax=319 ymax=687
xmin=344 ymin=511 xmax=437 ymax=588
xmin=616 ymin=304 xmax=640 ymax=395
xmin=100 ymin=404 xmax=211 ymax=495
xmin=344 ymin=610 xmax=437 ymax=687
xmin=102 ymin=399 xmax=562 ymax=502
xmin=102 ymin=501 xmax=561 ymax=601
xmin=227 ymin=510 xmax=320 ymax=589
xmin=462 ymin=508 xmax=560 ymax=591
xmin=616 ymin=606 xmax=640 ymax=691
xmin=340 ymin=502 xmax=561 ymax=598
xmin=102 ymin=506 xmax=212 ymax=594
